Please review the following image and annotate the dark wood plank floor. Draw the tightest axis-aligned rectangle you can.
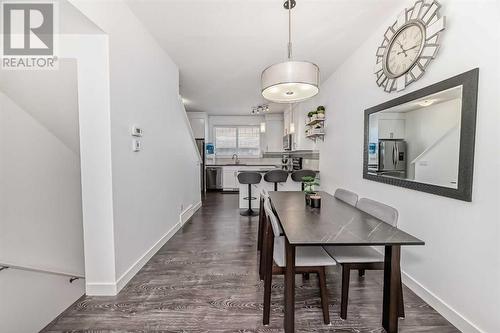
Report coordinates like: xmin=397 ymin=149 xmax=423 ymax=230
xmin=44 ymin=192 xmax=459 ymax=332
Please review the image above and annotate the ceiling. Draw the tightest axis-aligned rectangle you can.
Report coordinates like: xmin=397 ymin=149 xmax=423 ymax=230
xmin=126 ymin=0 xmax=400 ymax=115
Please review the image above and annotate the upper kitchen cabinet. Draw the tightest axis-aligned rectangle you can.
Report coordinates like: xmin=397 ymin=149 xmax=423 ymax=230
xmin=378 ymin=119 xmax=405 ymax=139
xmin=186 ymin=112 xmax=208 ymax=139
xmin=264 ymin=114 xmax=284 ymax=152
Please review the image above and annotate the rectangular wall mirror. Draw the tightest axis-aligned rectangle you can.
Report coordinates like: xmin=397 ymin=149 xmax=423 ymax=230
xmin=363 ymin=69 xmax=479 ymax=201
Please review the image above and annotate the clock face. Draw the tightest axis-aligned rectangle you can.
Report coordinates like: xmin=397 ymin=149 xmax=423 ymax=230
xmin=374 ymin=0 xmax=446 ymax=92
xmin=386 ymin=24 xmax=424 ymax=77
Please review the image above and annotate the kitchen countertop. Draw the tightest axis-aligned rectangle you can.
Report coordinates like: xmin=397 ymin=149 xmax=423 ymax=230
xmin=206 ymin=163 xmax=279 ymax=167
xmin=237 ymin=169 xmax=320 ymax=174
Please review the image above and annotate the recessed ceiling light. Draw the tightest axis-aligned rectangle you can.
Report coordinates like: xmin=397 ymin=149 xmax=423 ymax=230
xmin=418 ymin=99 xmax=434 ymax=107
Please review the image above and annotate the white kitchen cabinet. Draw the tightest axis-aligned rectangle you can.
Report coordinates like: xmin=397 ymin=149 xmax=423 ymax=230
xmin=222 ymin=167 xmax=238 ymax=190
xmin=378 ymin=119 xmax=405 ymax=139
xmin=264 ymin=114 xmax=284 ymax=152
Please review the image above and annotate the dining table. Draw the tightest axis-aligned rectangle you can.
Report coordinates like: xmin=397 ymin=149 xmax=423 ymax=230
xmin=268 ymin=191 xmax=425 ymax=333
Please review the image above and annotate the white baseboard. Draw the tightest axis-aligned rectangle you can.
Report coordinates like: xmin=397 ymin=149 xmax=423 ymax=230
xmin=85 ymin=282 xmax=117 ymax=296
xmin=402 ymin=271 xmax=484 ymax=333
xmin=115 ymin=222 xmax=182 ymax=293
xmin=180 ymin=201 xmax=202 ymax=226
xmin=86 ymin=201 xmax=203 ymax=296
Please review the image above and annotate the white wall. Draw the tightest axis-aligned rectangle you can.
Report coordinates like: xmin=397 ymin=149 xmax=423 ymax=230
xmin=310 ymin=1 xmax=500 ymax=332
xmin=70 ymin=0 xmax=201 ymax=293
xmin=289 ymin=104 xmax=319 ymax=151
xmin=0 ymin=91 xmax=85 ymax=332
xmin=406 ymin=98 xmax=461 ymax=182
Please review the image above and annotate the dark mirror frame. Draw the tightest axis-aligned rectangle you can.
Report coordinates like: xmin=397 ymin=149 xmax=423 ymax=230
xmin=363 ymin=68 xmax=479 ymax=202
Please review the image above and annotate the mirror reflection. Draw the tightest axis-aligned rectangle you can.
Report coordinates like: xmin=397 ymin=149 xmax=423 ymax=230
xmin=367 ymin=85 xmax=463 ymax=189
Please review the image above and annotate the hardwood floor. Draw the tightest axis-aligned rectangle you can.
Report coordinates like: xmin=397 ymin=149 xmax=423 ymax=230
xmin=44 ymin=192 xmax=459 ymax=332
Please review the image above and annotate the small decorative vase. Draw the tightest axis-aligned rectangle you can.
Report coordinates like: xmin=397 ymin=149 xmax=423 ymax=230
xmin=305 ymin=193 xmax=312 ymax=206
xmin=310 ymin=195 xmax=321 ymax=208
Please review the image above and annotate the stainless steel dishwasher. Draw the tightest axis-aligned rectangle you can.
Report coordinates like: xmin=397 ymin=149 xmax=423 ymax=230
xmin=206 ymin=166 xmax=223 ymax=190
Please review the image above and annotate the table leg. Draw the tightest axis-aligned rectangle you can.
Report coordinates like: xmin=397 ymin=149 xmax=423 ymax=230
xmin=284 ymin=238 xmax=296 ymax=332
xmin=382 ymin=245 xmax=401 ymax=333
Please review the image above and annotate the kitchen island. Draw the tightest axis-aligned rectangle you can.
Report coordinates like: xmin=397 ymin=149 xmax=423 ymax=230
xmin=237 ymin=169 xmax=319 ymax=209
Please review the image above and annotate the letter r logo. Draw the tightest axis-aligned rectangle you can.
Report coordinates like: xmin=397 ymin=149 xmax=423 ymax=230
xmin=2 ymin=3 xmax=54 ymax=56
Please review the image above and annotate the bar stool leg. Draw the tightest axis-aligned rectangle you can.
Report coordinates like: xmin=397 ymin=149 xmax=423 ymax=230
xmin=248 ymin=184 xmax=252 ymax=212
xmin=240 ymin=184 xmax=258 ymax=216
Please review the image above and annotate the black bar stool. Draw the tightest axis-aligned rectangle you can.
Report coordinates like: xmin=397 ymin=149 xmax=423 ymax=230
xmin=291 ymin=169 xmax=317 ymax=191
xmin=237 ymin=171 xmax=262 ymax=216
xmin=264 ymin=170 xmax=289 ymax=191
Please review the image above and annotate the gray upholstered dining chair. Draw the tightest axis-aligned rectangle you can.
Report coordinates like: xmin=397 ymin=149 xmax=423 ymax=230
xmin=333 ymin=188 xmax=358 ymax=206
xmin=257 ymin=188 xmax=270 ymax=280
xmin=324 ymin=198 xmax=404 ymax=320
xmin=262 ymin=197 xmax=335 ymax=325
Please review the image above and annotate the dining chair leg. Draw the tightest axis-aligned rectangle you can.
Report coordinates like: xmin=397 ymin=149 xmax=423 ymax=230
xmin=340 ymin=264 xmax=351 ymax=320
xmin=258 ymin=211 xmax=267 ymax=281
xmin=257 ymin=197 xmax=264 ymax=251
xmin=398 ymin=274 xmax=405 ymax=318
xmin=318 ymin=267 xmax=331 ymax=324
xmin=262 ymin=222 xmax=274 ymax=325
xmin=358 ymin=269 xmax=365 ymax=277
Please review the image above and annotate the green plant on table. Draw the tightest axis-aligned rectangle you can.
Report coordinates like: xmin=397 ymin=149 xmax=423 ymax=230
xmin=302 ymin=176 xmax=319 ymax=195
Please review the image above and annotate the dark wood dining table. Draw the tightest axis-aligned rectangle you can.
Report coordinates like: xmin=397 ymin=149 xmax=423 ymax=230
xmin=268 ymin=191 xmax=425 ymax=333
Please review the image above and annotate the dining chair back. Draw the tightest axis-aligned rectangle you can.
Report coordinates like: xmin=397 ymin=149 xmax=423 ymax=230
xmin=356 ymin=198 xmax=398 ymax=227
xmin=324 ymin=197 xmax=403 ymax=320
xmin=263 ymin=197 xmax=283 ymax=236
xmin=334 ymin=188 xmax=358 ymax=207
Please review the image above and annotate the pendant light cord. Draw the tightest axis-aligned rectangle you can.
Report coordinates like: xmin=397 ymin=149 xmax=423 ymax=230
xmin=287 ymin=0 xmax=292 ymax=60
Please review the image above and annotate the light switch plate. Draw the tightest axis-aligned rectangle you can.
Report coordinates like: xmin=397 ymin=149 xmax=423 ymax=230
xmin=132 ymin=139 xmax=141 ymax=152
xmin=131 ymin=126 xmax=143 ymax=137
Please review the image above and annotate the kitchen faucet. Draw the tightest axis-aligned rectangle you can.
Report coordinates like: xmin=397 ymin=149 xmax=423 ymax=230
xmin=232 ymin=154 xmax=240 ymax=164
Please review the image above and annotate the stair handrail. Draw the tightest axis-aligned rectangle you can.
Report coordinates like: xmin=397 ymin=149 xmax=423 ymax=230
xmin=0 ymin=261 xmax=84 ymax=283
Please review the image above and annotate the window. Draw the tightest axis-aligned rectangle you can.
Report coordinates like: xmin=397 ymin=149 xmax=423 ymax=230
xmin=214 ymin=126 xmax=260 ymax=157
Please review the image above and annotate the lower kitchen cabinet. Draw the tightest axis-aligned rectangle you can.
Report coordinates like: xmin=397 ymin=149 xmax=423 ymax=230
xmin=222 ymin=167 xmax=238 ymax=190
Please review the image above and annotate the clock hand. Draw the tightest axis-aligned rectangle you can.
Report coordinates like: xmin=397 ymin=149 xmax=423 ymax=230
xmin=397 ymin=44 xmax=419 ymax=56
xmin=404 ymin=44 xmax=420 ymax=52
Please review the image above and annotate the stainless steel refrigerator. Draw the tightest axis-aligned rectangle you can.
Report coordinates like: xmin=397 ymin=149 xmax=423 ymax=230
xmin=378 ymin=139 xmax=407 ymax=179
xmin=195 ymin=139 xmax=206 ymax=192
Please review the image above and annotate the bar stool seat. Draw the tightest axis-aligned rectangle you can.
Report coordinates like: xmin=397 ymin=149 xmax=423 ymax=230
xmin=263 ymin=169 xmax=288 ymax=191
xmin=237 ymin=171 xmax=262 ymax=216
xmin=291 ymin=170 xmax=316 ymax=191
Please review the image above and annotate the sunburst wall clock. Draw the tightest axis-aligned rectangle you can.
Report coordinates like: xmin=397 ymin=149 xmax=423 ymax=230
xmin=374 ymin=0 xmax=446 ymax=92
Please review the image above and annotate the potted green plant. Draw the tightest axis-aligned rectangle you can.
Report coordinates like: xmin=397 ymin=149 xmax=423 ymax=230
xmin=317 ymin=106 xmax=325 ymax=119
xmin=307 ymin=111 xmax=316 ymax=123
xmin=302 ymin=176 xmax=319 ymax=205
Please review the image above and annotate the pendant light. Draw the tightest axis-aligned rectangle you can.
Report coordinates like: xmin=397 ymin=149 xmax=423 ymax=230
xmin=261 ymin=0 xmax=320 ymax=103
